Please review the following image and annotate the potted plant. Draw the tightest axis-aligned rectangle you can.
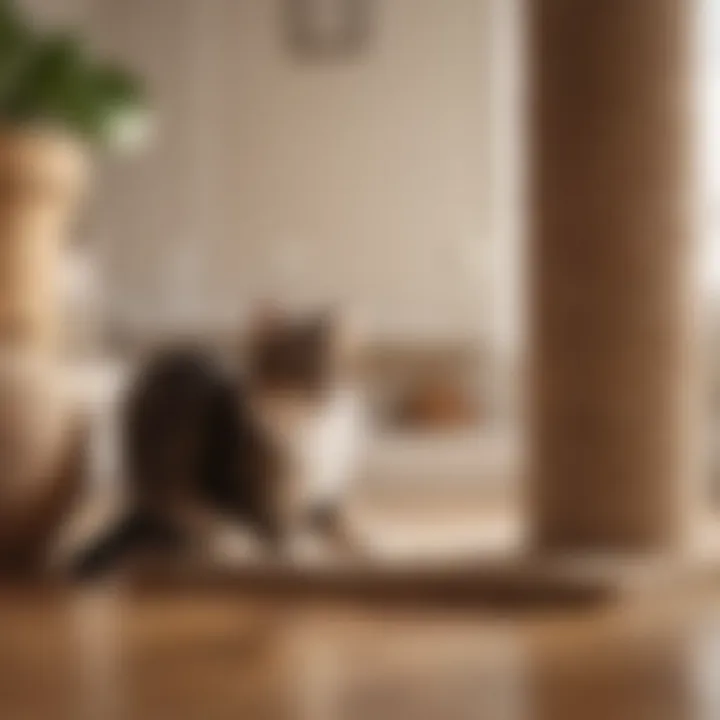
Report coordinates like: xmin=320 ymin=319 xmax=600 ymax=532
xmin=0 ymin=0 xmax=149 ymax=349
xmin=0 ymin=0 xmax=149 ymax=571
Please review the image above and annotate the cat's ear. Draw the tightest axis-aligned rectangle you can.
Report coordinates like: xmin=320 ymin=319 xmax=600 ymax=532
xmin=321 ymin=306 xmax=364 ymax=364
xmin=247 ymin=300 xmax=283 ymax=341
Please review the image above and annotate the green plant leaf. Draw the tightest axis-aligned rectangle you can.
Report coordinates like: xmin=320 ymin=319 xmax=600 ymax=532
xmin=85 ymin=64 xmax=148 ymax=144
xmin=0 ymin=0 xmax=33 ymax=107
xmin=4 ymin=34 xmax=88 ymax=121
xmin=0 ymin=2 xmax=151 ymax=151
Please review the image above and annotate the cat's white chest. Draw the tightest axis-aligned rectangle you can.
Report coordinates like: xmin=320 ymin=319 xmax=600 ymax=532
xmin=298 ymin=389 xmax=364 ymax=505
xmin=258 ymin=388 xmax=365 ymax=508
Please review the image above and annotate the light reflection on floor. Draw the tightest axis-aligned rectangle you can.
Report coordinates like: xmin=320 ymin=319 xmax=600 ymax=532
xmin=0 ymin=583 xmax=717 ymax=719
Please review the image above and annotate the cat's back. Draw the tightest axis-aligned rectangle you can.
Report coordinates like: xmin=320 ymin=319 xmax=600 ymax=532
xmin=124 ymin=346 xmax=225 ymax=498
xmin=202 ymin=374 xmax=274 ymax=521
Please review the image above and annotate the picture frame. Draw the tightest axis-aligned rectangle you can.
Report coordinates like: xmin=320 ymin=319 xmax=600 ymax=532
xmin=283 ymin=0 xmax=373 ymax=59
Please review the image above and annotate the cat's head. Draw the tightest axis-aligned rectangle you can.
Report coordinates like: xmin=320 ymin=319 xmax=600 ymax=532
xmin=244 ymin=303 xmax=361 ymax=404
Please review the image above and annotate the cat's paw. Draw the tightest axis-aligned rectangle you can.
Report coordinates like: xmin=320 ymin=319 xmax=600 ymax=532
xmin=206 ymin=525 xmax=261 ymax=566
xmin=285 ymin=533 xmax=336 ymax=566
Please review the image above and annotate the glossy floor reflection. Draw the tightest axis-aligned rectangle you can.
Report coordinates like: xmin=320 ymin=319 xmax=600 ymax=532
xmin=0 ymin=584 xmax=718 ymax=719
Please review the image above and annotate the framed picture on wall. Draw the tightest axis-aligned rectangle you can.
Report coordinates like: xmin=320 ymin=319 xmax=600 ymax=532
xmin=283 ymin=0 xmax=373 ymax=59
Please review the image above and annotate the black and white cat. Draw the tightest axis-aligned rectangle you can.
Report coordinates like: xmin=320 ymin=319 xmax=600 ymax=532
xmin=72 ymin=306 xmax=365 ymax=577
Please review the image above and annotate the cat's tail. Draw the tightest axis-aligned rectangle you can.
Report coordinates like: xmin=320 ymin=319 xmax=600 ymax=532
xmin=71 ymin=512 xmax=184 ymax=580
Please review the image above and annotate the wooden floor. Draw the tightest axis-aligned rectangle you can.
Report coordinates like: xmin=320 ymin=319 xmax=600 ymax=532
xmin=0 ymin=582 xmax=719 ymax=719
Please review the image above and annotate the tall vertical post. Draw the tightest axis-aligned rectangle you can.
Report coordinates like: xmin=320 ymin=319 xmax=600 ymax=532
xmin=529 ymin=0 xmax=695 ymax=549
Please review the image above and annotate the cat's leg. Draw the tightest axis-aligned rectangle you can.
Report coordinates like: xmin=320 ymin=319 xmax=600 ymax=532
xmin=168 ymin=500 xmax=261 ymax=564
xmin=206 ymin=517 xmax=261 ymax=564
xmin=70 ymin=511 xmax=186 ymax=579
xmin=253 ymin=509 xmax=298 ymax=561
xmin=251 ymin=473 xmax=313 ymax=561
xmin=306 ymin=503 xmax=369 ymax=561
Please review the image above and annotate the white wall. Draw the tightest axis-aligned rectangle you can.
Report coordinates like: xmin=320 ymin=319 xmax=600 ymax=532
xmin=30 ymin=0 xmax=503 ymax=341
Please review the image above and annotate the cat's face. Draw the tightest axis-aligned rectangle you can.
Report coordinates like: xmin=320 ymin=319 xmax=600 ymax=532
xmin=245 ymin=307 xmax=359 ymax=424
xmin=248 ymin=312 xmax=331 ymax=396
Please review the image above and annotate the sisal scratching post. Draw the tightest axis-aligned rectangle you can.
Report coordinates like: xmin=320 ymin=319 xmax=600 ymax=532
xmin=529 ymin=0 xmax=695 ymax=551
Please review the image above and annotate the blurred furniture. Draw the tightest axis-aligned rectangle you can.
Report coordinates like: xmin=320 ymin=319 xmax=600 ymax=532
xmin=0 ymin=130 xmax=89 ymax=571
xmin=358 ymin=339 xmax=519 ymax=495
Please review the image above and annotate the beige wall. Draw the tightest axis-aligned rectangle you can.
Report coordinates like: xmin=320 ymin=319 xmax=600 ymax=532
xmin=34 ymin=0 xmax=500 ymax=341
xmin=20 ymin=0 xmax=92 ymax=24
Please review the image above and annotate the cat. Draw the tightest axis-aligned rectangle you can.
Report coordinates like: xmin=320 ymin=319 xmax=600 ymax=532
xmin=72 ymin=306 xmax=365 ymax=578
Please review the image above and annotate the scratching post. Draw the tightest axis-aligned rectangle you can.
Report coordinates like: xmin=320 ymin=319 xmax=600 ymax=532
xmin=529 ymin=0 xmax=695 ymax=551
